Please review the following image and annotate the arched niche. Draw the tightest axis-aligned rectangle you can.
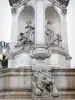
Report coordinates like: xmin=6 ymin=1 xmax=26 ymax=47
xmin=45 ymin=6 xmax=60 ymax=34
xmin=18 ymin=6 xmax=35 ymax=34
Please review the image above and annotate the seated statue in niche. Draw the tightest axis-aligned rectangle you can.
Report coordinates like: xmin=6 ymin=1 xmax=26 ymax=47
xmin=45 ymin=20 xmax=62 ymax=47
xmin=16 ymin=20 xmax=35 ymax=46
xmin=25 ymin=20 xmax=35 ymax=43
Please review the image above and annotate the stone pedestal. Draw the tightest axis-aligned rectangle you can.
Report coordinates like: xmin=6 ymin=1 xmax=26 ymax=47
xmin=33 ymin=96 xmax=60 ymax=100
xmin=8 ymin=0 xmax=71 ymax=69
xmin=0 ymin=68 xmax=75 ymax=99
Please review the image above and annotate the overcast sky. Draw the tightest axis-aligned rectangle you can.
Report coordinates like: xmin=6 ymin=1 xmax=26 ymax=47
xmin=0 ymin=0 xmax=75 ymax=67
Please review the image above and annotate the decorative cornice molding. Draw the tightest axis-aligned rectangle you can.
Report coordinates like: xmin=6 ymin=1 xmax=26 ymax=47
xmin=9 ymin=0 xmax=30 ymax=8
xmin=57 ymin=0 xmax=70 ymax=7
xmin=50 ymin=46 xmax=71 ymax=59
xmin=48 ymin=0 xmax=70 ymax=9
xmin=65 ymin=54 xmax=72 ymax=60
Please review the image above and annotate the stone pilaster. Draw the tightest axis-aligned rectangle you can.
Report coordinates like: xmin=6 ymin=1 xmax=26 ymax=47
xmin=10 ymin=7 xmax=18 ymax=53
xmin=60 ymin=8 xmax=69 ymax=52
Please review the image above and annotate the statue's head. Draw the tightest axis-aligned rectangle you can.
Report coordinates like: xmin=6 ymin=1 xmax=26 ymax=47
xmin=26 ymin=20 xmax=31 ymax=25
xmin=47 ymin=20 xmax=53 ymax=25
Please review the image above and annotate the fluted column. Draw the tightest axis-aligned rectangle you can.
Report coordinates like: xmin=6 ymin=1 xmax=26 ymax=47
xmin=35 ymin=0 xmax=45 ymax=46
xmin=60 ymin=8 xmax=69 ymax=52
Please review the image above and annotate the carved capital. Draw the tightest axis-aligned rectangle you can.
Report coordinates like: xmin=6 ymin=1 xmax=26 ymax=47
xmin=61 ymin=8 xmax=67 ymax=15
xmin=11 ymin=7 xmax=17 ymax=14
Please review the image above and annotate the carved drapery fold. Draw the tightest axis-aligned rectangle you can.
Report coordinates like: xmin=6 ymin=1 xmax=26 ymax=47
xmin=16 ymin=20 xmax=62 ymax=49
xmin=45 ymin=20 xmax=62 ymax=47
xmin=16 ymin=20 xmax=35 ymax=48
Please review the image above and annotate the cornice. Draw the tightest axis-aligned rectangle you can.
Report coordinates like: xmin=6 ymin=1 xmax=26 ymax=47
xmin=50 ymin=46 xmax=71 ymax=60
xmin=9 ymin=0 xmax=30 ymax=8
xmin=48 ymin=0 xmax=70 ymax=9
xmin=56 ymin=0 xmax=70 ymax=7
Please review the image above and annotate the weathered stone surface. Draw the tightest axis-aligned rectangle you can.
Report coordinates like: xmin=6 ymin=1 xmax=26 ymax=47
xmin=0 ymin=68 xmax=75 ymax=99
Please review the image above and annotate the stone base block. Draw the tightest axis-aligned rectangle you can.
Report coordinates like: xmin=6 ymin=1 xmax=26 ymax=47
xmin=33 ymin=96 xmax=60 ymax=100
xmin=0 ymin=91 xmax=32 ymax=99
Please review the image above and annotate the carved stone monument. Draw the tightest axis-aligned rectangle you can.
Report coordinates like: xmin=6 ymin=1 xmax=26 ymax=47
xmin=0 ymin=0 xmax=73 ymax=100
xmin=8 ymin=0 xmax=71 ymax=69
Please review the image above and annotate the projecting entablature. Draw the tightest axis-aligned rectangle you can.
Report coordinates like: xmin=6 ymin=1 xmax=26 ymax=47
xmin=9 ymin=0 xmax=70 ymax=8
xmin=8 ymin=0 xmax=31 ymax=7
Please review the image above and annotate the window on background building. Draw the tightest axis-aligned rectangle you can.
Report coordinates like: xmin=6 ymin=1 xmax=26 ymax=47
xmin=0 ymin=42 xmax=2 ymax=46
xmin=3 ymin=48 xmax=6 ymax=53
xmin=2 ymin=42 xmax=4 ymax=47
xmin=0 ymin=54 xmax=2 ymax=60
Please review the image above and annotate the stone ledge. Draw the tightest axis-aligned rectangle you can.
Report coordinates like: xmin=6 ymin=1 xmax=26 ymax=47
xmin=0 ymin=91 xmax=32 ymax=99
xmin=0 ymin=68 xmax=75 ymax=99
xmin=0 ymin=68 xmax=32 ymax=73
